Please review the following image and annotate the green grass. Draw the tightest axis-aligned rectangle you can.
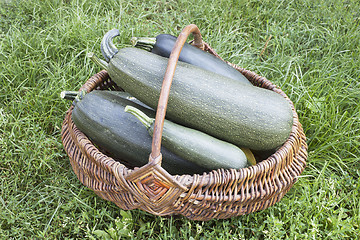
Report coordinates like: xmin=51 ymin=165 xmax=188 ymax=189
xmin=1 ymin=0 xmax=359 ymax=238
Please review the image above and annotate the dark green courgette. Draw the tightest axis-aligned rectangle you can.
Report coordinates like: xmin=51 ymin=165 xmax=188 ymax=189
xmin=92 ymin=45 xmax=293 ymax=151
xmin=125 ymin=106 xmax=249 ymax=170
xmin=62 ymin=90 xmax=209 ymax=175
xmin=129 ymin=33 xmax=251 ymax=85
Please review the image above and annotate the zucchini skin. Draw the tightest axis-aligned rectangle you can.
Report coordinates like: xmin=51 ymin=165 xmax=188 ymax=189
xmin=108 ymin=47 xmax=294 ymax=151
xmin=125 ymin=106 xmax=249 ymax=170
xmin=159 ymin=120 xmax=248 ymax=169
xmin=71 ymin=90 xmax=209 ymax=175
xmin=149 ymin=34 xmax=251 ymax=85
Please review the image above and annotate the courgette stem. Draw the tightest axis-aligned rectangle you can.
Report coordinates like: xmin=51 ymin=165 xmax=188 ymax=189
xmin=60 ymin=90 xmax=87 ymax=102
xmin=124 ymin=105 xmax=153 ymax=130
xmin=130 ymin=37 xmax=156 ymax=49
xmin=60 ymin=91 xmax=79 ymax=101
xmin=100 ymin=29 xmax=120 ymax=62
xmin=131 ymin=43 xmax=152 ymax=52
xmin=87 ymin=52 xmax=108 ymax=70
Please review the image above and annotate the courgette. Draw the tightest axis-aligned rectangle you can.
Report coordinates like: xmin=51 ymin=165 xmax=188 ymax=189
xmin=130 ymin=33 xmax=251 ymax=85
xmin=125 ymin=106 xmax=249 ymax=170
xmin=62 ymin=90 xmax=209 ymax=175
xmin=93 ymin=45 xmax=293 ymax=151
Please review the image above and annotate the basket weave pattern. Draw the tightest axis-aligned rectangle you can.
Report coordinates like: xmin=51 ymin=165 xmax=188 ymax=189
xmin=61 ymin=41 xmax=307 ymax=221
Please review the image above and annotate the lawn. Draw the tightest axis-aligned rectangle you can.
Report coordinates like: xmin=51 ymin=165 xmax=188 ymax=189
xmin=1 ymin=0 xmax=359 ymax=239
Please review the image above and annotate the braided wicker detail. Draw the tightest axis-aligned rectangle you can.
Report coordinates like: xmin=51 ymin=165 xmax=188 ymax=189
xmin=61 ymin=41 xmax=307 ymax=220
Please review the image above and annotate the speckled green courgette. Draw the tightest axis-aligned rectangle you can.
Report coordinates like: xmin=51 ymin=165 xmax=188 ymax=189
xmin=131 ymin=33 xmax=251 ymax=85
xmin=125 ymin=105 xmax=249 ymax=170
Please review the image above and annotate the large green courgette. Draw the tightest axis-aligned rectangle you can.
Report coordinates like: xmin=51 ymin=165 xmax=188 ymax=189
xmin=63 ymin=90 xmax=209 ymax=175
xmin=125 ymin=105 xmax=249 ymax=170
xmin=93 ymin=45 xmax=293 ymax=151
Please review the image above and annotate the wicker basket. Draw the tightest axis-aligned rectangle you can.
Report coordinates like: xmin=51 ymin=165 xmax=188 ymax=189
xmin=61 ymin=25 xmax=307 ymax=221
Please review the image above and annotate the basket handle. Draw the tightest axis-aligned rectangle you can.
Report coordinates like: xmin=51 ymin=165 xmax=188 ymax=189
xmin=150 ymin=24 xmax=203 ymax=161
xmin=124 ymin=25 xmax=204 ymax=201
